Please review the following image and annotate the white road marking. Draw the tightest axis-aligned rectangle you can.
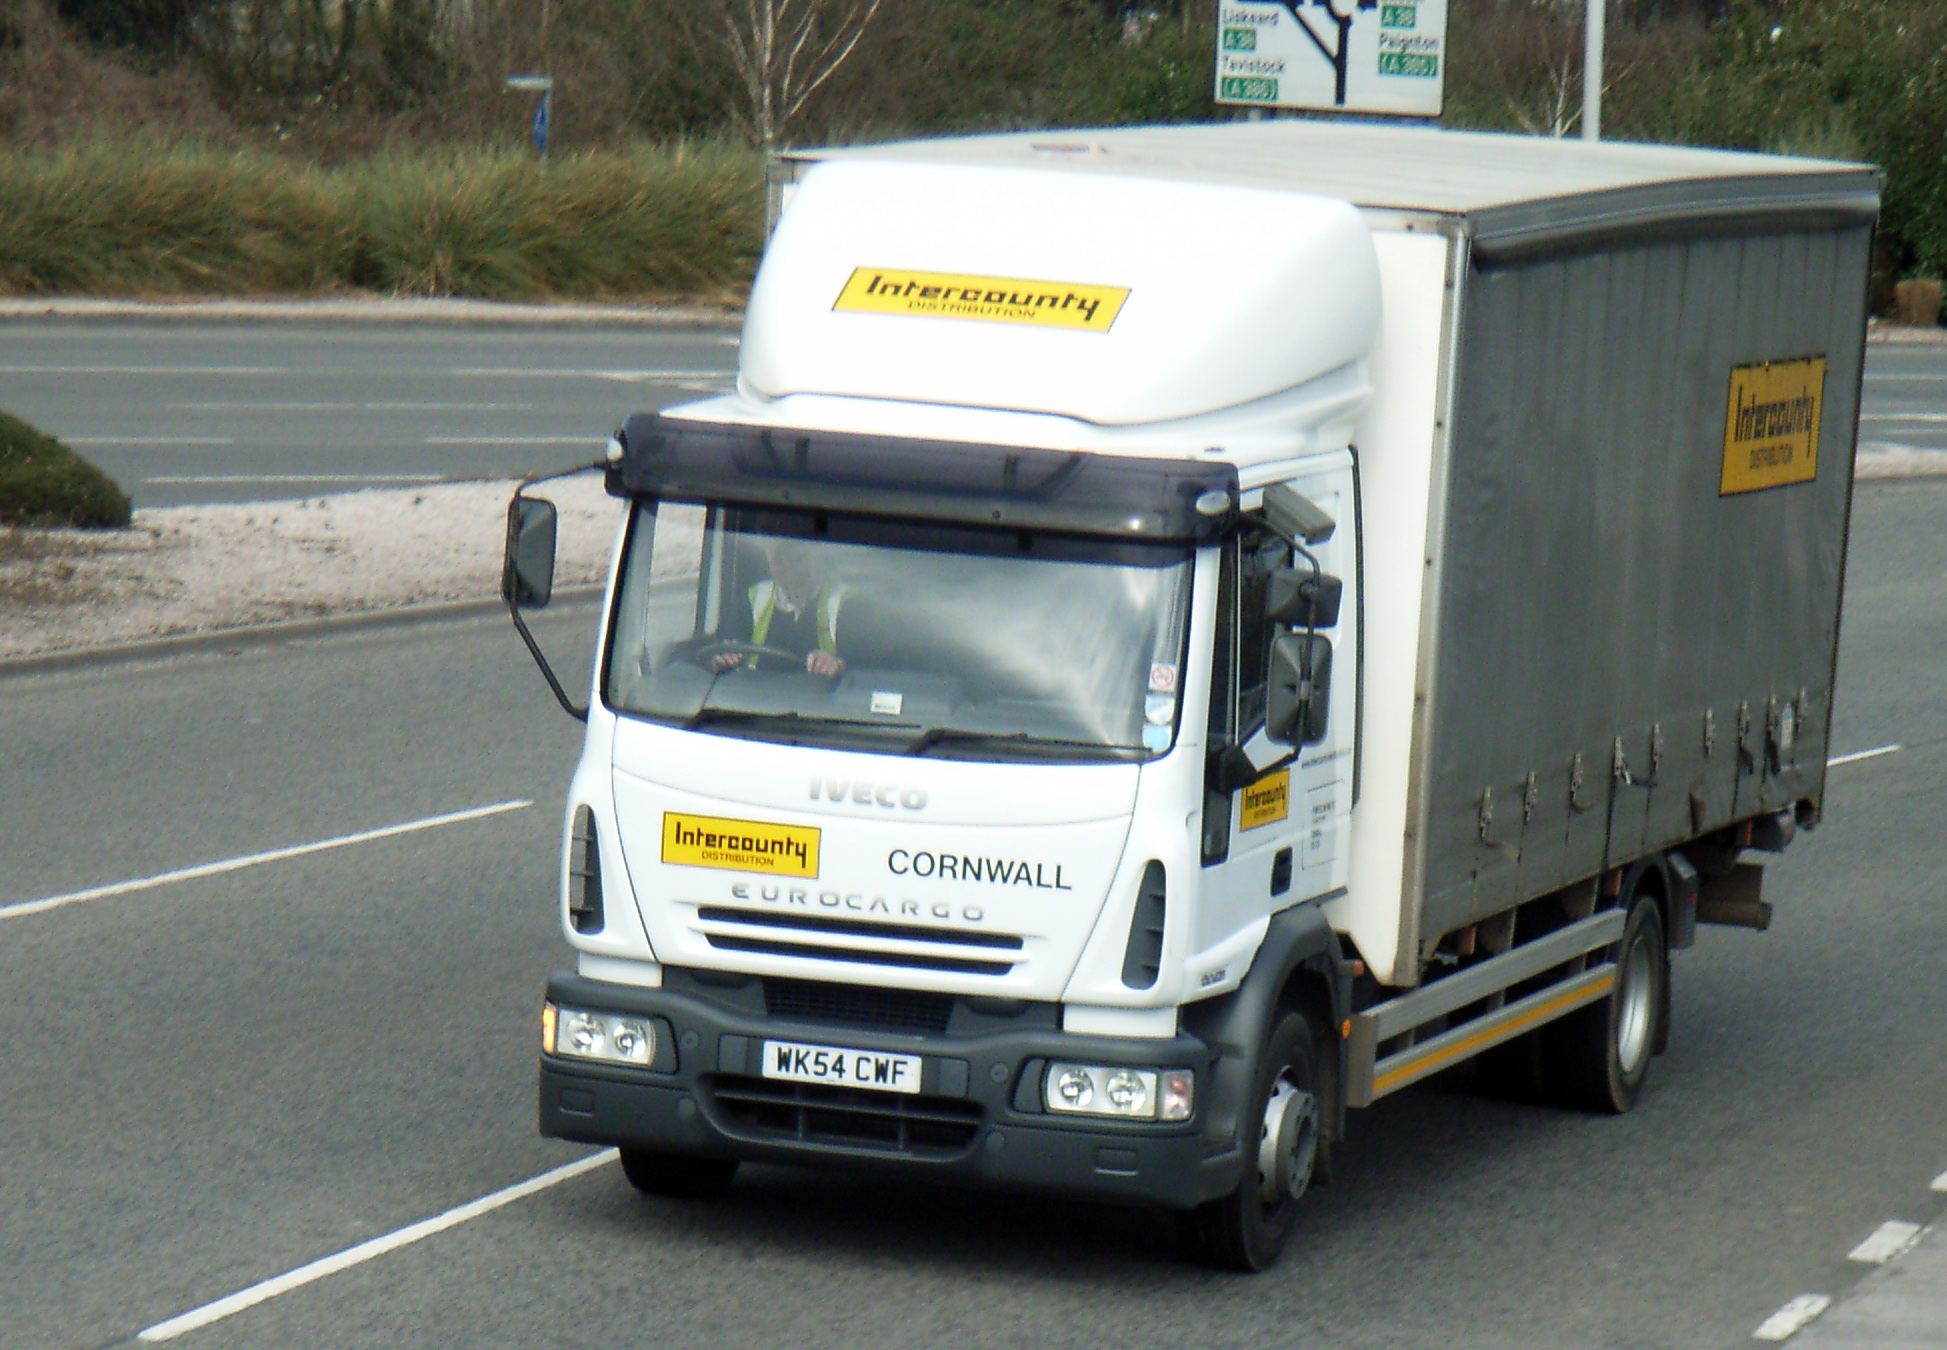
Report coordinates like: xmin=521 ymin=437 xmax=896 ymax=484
xmin=1752 ymin=1294 xmax=1832 ymax=1342
xmin=1932 ymin=1168 xmax=1947 ymax=1193
xmin=144 ymin=474 xmax=443 ymax=485
xmin=1847 ymin=1219 xmax=1923 ymax=1264
xmin=423 ymin=435 xmax=600 ymax=445
xmin=0 ymin=800 xmax=530 ymax=922
xmin=136 ymin=1149 xmax=617 ymax=1342
xmin=0 ymin=365 xmax=288 ymax=375
xmin=66 ymin=436 xmax=238 ymax=446
xmin=168 ymin=401 xmax=535 ymax=412
xmin=448 ymin=367 xmax=734 ymax=382
xmin=1827 ymin=744 xmax=1902 ymax=767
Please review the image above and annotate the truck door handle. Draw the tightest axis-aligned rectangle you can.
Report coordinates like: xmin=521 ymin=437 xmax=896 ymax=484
xmin=1271 ymin=847 xmax=1293 ymax=896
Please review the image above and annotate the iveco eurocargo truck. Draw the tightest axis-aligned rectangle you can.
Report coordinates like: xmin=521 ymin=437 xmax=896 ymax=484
xmin=501 ymin=121 xmax=1875 ymax=1269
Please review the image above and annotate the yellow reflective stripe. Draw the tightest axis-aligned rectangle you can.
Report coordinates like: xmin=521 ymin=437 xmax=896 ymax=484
xmin=1369 ymin=972 xmax=1616 ymax=1097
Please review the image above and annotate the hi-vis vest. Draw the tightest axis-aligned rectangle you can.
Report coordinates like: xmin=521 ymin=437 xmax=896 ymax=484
xmin=748 ymin=579 xmax=849 ymax=664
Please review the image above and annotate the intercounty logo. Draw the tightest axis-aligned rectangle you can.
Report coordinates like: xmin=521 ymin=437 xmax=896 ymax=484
xmin=832 ymin=267 xmax=1130 ymax=333
xmin=1721 ymin=355 xmax=1826 ymax=495
xmin=662 ymin=812 xmax=820 ymax=878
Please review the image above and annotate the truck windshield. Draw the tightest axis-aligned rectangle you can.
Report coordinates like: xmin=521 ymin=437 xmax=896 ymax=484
xmin=604 ymin=500 xmax=1193 ymax=762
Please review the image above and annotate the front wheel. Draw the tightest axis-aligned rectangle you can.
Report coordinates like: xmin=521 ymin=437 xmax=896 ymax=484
xmin=618 ymin=1147 xmax=739 ymax=1199
xmin=1541 ymin=891 xmax=1667 ymax=1114
xmin=1178 ymin=1011 xmax=1324 ymax=1272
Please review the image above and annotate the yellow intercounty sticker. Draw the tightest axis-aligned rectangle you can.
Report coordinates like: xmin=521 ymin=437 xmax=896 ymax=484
xmin=1240 ymin=770 xmax=1291 ymax=831
xmin=832 ymin=268 xmax=1130 ymax=333
xmin=1722 ymin=356 xmax=1826 ymax=495
xmin=662 ymin=812 xmax=819 ymax=878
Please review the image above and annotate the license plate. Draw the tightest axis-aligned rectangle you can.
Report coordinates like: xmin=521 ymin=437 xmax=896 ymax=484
xmin=761 ymin=1039 xmax=923 ymax=1094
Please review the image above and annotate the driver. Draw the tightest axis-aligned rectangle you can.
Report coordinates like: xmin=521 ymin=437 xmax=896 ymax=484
xmin=715 ymin=536 xmax=853 ymax=676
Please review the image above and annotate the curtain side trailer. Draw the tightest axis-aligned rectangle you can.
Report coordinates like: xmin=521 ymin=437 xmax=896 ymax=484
xmin=504 ymin=122 xmax=1878 ymax=1270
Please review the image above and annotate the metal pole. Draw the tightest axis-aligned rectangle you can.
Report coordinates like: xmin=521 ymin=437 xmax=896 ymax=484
xmin=1582 ymin=0 xmax=1604 ymax=141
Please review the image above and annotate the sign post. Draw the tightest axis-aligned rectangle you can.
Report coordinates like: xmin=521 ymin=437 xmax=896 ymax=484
xmin=504 ymin=75 xmax=554 ymax=160
xmin=1214 ymin=0 xmax=1447 ymax=118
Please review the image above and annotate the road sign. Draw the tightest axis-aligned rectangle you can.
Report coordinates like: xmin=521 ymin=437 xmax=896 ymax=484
xmin=1215 ymin=0 xmax=1447 ymax=117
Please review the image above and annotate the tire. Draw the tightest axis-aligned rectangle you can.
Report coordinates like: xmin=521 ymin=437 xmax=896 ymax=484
xmin=1178 ymin=1011 xmax=1323 ymax=1272
xmin=618 ymin=1147 xmax=739 ymax=1199
xmin=1540 ymin=891 xmax=1667 ymax=1114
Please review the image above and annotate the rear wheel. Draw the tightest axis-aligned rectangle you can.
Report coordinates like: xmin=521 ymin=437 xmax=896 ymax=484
xmin=1178 ymin=1011 xmax=1322 ymax=1272
xmin=1541 ymin=891 xmax=1667 ymax=1114
xmin=618 ymin=1147 xmax=739 ymax=1199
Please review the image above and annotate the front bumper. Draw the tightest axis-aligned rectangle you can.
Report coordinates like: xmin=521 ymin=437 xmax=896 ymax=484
xmin=538 ymin=968 xmax=1245 ymax=1209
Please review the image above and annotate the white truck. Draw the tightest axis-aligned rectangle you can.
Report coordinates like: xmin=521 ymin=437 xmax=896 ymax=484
xmin=502 ymin=121 xmax=1876 ymax=1270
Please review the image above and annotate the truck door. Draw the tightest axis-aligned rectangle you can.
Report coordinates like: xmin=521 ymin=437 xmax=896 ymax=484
xmin=1195 ymin=472 xmax=1356 ymax=958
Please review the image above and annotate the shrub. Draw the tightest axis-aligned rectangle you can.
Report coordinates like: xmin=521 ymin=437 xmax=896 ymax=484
xmin=0 ymin=410 xmax=131 ymax=527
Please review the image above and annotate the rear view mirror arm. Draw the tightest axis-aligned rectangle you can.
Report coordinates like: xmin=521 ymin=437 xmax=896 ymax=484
xmin=504 ymin=461 xmax=605 ymax=722
xmin=508 ymin=597 xmax=587 ymax=722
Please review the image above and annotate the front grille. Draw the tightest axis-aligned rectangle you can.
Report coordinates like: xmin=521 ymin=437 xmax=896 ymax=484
xmin=706 ymin=1076 xmax=982 ymax=1157
xmin=763 ymin=977 xmax=953 ymax=1035
xmin=708 ymin=933 xmax=1014 ymax=975
xmin=696 ymin=905 xmax=1024 ymax=950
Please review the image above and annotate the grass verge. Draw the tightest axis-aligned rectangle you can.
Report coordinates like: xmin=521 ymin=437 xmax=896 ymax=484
xmin=0 ymin=409 xmax=131 ymax=527
xmin=0 ymin=139 xmax=764 ymax=301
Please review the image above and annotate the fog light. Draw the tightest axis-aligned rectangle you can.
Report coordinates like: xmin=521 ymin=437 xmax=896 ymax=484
xmin=1044 ymin=1064 xmax=1184 ymax=1121
xmin=1105 ymin=1070 xmax=1148 ymax=1113
xmin=610 ymin=1018 xmax=653 ymax=1063
xmin=549 ymin=1004 xmax=657 ymax=1067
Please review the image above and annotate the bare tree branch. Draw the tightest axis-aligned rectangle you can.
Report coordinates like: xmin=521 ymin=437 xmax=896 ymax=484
xmin=693 ymin=0 xmax=882 ymax=148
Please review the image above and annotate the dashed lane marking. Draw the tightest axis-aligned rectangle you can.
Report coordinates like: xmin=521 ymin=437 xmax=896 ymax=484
xmin=137 ymin=1150 xmax=618 ymax=1341
xmin=1753 ymin=1294 xmax=1832 ymax=1342
xmin=1847 ymin=1219 xmax=1923 ymax=1264
xmin=1932 ymin=1169 xmax=1947 ymax=1194
xmin=0 ymin=800 xmax=531 ymax=922
xmin=423 ymin=435 xmax=602 ymax=445
xmin=145 ymin=474 xmax=443 ymax=485
xmin=67 ymin=436 xmax=238 ymax=446
xmin=1827 ymin=744 xmax=1902 ymax=767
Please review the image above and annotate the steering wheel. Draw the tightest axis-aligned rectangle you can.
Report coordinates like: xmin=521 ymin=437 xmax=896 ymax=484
xmin=691 ymin=640 xmax=808 ymax=670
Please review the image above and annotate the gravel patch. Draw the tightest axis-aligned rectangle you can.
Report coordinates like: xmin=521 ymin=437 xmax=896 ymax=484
xmin=5 ymin=438 xmax=1944 ymax=664
xmin=0 ymin=475 xmax=622 ymax=660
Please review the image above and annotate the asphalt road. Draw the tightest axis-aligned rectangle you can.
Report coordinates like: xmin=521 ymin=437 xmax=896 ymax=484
xmin=0 ymin=322 xmax=739 ymax=508
xmin=1859 ymin=341 xmax=1947 ymax=458
xmin=0 ymin=320 xmax=1940 ymax=510
xmin=2 ymin=476 xmax=1945 ymax=1350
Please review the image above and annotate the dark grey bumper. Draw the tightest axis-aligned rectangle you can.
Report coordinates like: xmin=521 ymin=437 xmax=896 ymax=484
xmin=537 ymin=969 xmax=1247 ymax=1209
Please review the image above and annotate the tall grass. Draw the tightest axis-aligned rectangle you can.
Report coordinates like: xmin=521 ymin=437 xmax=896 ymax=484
xmin=0 ymin=139 xmax=764 ymax=300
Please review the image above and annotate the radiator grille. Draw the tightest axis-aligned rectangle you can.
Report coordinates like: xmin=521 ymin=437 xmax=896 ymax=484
xmin=705 ymin=1076 xmax=982 ymax=1158
xmin=762 ymin=977 xmax=954 ymax=1035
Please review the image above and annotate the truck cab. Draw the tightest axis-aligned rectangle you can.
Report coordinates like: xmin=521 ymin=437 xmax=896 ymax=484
xmin=511 ymin=150 xmax=1379 ymax=1270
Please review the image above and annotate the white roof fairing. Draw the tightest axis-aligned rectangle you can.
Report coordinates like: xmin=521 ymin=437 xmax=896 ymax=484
xmin=739 ymin=158 xmax=1383 ymax=431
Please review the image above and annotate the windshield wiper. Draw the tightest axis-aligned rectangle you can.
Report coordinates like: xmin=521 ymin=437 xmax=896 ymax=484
xmin=684 ymin=707 xmax=805 ymax=730
xmin=903 ymin=726 xmax=1146 ymax=759
xmin=684 ymin=708 xmax=916 ymax=737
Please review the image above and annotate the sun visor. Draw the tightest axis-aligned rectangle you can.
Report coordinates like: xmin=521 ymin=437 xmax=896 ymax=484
xmin=741 ymin=160 xmax=1382 ymax=428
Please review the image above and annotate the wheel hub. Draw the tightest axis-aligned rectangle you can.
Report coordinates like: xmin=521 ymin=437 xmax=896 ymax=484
xmin=1257 ymin=1079 xmax=1319 ymax=1205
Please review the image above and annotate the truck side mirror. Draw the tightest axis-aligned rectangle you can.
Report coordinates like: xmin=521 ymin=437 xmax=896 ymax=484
xmin=503 ymin=495 xmax=558 ymax=610
xmin=1265 ymin=569 xmax=1342 ymax=629
xmin=1267 ymin=633 xmax=1333 ymax=746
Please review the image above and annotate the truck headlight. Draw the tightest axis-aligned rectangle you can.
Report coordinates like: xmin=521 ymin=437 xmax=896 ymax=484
xmin=1044 ymin=1064 xmax=1193 ymax=1121
xmin=544 ymin=1001 xmax=655 ymax=1067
